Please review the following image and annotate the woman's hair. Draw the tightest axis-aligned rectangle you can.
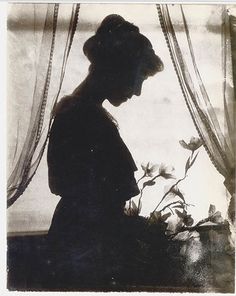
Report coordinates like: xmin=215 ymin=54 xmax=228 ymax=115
xmin=83 ymin=14 xmax=163 ymax=76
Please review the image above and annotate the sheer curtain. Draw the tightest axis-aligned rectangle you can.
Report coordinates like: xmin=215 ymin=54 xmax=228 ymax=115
xmin=7 ymin=3 xmax=80 ymax=207
xmin=8 ymin=4 xmax=235 ymax=220
xmin=157 ymin=4 xmax=235 ymax=221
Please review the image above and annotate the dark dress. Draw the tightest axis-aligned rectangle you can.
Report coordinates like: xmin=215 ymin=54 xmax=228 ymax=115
xmin=46 ymin=95 xmax=140 ymax=286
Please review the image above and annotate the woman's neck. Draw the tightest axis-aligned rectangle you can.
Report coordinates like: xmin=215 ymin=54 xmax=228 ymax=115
xmin=72 ymin=73 xmax=107 ymax=106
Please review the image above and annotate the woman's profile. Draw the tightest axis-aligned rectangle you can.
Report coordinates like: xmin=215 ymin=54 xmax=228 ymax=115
xmin=46 ymin=14 xmax=164 ymax=288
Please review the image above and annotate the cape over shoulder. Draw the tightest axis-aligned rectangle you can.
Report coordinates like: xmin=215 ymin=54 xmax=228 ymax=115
xmin=47 ymin=94 xmax=139 ymax=198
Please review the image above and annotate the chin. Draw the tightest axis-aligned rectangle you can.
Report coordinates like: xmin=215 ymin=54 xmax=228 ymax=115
xmin=109 ymin=97 xmax=128 ymax=107
xmin=110 ymin=101 xmax=122 ymax=107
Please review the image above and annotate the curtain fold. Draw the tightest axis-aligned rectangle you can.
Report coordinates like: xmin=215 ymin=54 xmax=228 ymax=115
xmin=157 ymin=4 xmax=235 ymax=220
xmin=7 ymin=3 xmax=80 ymax=207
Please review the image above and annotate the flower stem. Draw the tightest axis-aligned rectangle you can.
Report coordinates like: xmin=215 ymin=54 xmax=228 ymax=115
xmin=149 ymin=150 xmax=198 ymax=222
xmin=137 ymin=174 xmax=161 ymax=212
xmin=191 ymin=150 xmax=194 ymax=159
xmin=149 ymin=175 xmax=187 ymax=222
xmin=137 ymin=173 xmax=146 ymax=184
xmin=151 ymin=174 xmax=161 ymax=182
xmin=137 ymin=187 xmax=144 ymax=212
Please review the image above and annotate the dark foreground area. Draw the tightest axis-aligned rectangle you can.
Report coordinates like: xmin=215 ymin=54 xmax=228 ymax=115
xmin=7 ymin=219 xmax=235 ymax=292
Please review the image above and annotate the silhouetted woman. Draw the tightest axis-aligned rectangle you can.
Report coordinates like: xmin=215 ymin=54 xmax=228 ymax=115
xmin=47 ymin=14 xmax=163 ymax=288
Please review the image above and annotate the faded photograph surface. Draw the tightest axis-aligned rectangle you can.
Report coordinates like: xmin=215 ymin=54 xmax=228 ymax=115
xmin=7 ymin=3 xmax=235 ymax=292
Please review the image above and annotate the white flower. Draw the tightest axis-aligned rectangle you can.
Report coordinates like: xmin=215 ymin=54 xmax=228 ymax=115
xmin=141 ymin=162 xmax=158 ymax=177
xmin=179 ymin=137 xmax=202 ymax=152
xmin=159 ymin=163 xmax=175 ymax=179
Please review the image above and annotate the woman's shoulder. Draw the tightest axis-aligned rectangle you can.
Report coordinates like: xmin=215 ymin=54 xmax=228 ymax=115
xmin=52 ymin=95 xmax=79 ymax=117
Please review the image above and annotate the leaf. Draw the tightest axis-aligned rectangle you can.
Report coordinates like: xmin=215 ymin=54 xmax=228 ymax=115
xmin=183 ymin=209 xmax=187 ymax=216
xmin=170 ymin=186 xmax=186 ymax=202
xmin=161 ymin=212 xmax=171 ymax=222
xmin=184 ymin=216 xmax=194 ymax=226
xmin=208 ymin=204 xmax=216 ymax=216
xmin=175 ymin=209 xmax=185 ymax=219
xmin=179 ymin=140 xmax=189 ymax=150
xmin=143 ymin=180 xmax=156 ymax=187
xmin=185 ymin=157 xmax=191 ymax=174
xmin=150 ymin=211 xmax=162 ymax=223
xmin=153 ymin=211 xmax=162 ymax=219
xmin=137 ymin=200 xmax=142 ymax=214
xmin=177 ymin=191 xmax=185 ymax=202
xmin=189 ymin=152 xmax=199 ymax=168
xmin=132 ymin=201 xmax=138 ymax=213
xmin=172 ymin=205 xmax=184 ymax=209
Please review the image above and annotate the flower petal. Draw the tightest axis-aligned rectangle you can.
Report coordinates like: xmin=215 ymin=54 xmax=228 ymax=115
xmin=175 ymin=209 xmax=185 ymax=219
xmin=189 ymin=137 xmax=203 ymax=150
xmin=141 ymin=163 xmax=147 ymax=173
xmin=150 ymin=164 xmax=159 ymax=173
xmin=162 ymin=173 xmax=175 ymax=179
xmin=179 ymin=140 xmax=190 ymax=150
